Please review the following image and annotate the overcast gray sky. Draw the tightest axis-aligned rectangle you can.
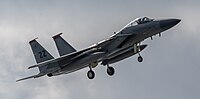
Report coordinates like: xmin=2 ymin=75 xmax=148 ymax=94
xmin=0 ymin=0 xmax=199 ymax=99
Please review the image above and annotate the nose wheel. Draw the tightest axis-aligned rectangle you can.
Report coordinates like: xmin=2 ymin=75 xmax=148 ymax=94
xmin=87 ymin=66 xmax=95 ymax=79
xmin=137 ymin=56 xmax=143 ymax=62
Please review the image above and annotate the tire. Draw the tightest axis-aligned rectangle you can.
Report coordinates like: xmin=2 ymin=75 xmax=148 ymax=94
xmin=47 ymin=73 xmax=53 ymax=77
xmin=87 ymin=70 xmax=95 ymax=79
xmin=137 ymin=56 xmax=143 ymax=62
xmin=107 ymin=67 xmax=115 ymax=76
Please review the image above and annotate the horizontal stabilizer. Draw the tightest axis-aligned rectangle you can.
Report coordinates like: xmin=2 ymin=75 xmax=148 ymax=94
xmin=53 ymin=33 xmax=76 ymax=56
xmin=28 ymin=65 xmax=38 ymax=69
xmin=16 ymin=75 xmax=36 ymax=82
xmin=16 ymin=73 xmax=44 ymax=82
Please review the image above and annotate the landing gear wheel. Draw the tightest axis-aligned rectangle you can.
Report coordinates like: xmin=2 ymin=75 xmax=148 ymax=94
xmin=137 ymin=56 xmax=143 ymax=62
xmin=107 ymin=66 xmax=115 ymax=76
xmin=47 ymin=73 xmax=53 ymax=77
xmin=87 ymin=70 xmax=95 ymax=79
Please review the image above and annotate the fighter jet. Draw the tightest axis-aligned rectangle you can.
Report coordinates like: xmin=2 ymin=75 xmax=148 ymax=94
xmin=16 ymin=17 xmax=181 ymax=81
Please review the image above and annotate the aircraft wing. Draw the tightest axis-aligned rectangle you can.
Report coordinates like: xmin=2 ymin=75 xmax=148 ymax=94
xmin=50 ymin=32 xmax=136 ymax=66
xmin=63 ymin=64 xmax=89 ymax=75
xmin=27 ymin=45 xmax=95 ymax=69
xmin=100 ymin=33 xmax=136 ymax=52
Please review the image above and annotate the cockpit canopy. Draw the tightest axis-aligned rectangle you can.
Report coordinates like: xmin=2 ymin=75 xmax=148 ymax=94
xmin=124 ymin=17 xmax=154 ymax=28
xmin=135 ymin=17 xmax=154 ymax=24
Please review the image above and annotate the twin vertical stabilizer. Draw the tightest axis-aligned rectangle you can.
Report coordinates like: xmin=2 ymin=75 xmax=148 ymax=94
xmin=52 ymin=33 xmax=76 ymax=56
xmin=29 ymin=38 xmax=54 ymax=72
xmin=29 ymin=38 xmax=54 ymax=63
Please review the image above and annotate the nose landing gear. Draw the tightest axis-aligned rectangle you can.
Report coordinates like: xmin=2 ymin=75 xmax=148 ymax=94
xmin=134 ymin=43 xmax=144 ymax=62
xmin=137 ymin=55 xmax=143 ymax=62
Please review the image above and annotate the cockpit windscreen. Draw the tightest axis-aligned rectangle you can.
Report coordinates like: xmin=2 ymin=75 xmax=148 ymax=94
xmin=124 ymin=17 xmax=154 ymax=28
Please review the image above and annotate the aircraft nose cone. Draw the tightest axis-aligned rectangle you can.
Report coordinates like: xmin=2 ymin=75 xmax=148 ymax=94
xmin=160 ymin=19 xmax=181 ymax=30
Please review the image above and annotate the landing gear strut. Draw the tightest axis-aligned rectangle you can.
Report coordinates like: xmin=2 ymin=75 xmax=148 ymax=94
xmin=106 ymin=64 xmax=115 ymax=76
xmin=87 ymin=66 xmax=95 ymax=79
xmin=137 ymin=55 xmax=143 ymax=62
xmin=136 ymin=43 xmax=143 ymax=62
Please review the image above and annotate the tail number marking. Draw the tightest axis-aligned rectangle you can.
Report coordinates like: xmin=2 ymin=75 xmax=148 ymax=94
xmin=39 ymin=50 xmax=47 ymax=58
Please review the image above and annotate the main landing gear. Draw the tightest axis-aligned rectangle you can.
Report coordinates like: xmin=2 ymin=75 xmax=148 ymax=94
xmin=102 ymin=60 xmax=115 ymax=76
xmin=87 ymin=66 xmax=95 ymax=79
xmin=106 ymin=64 xmax=115 ymax=76
xmin=87 ymin=62 xmax=115 ymax=79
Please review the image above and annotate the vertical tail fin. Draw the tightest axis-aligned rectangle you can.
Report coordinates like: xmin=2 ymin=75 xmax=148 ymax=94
xmin=52 ymin=33 xmax=76 ymax=56
xmin=29 ymin=38 xmax=54 ymax=64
